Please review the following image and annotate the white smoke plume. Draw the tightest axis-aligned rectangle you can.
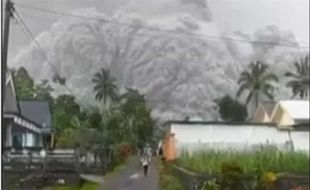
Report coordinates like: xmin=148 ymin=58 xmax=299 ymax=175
xmin=12 ymin=1 xmax=308 ymax=121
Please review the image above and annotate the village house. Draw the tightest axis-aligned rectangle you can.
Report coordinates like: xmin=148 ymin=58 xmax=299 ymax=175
xmin=163 ymin=99 xmax=310 ymax=161
xmin=2 ymin=71 xmax=54 ymax=151
xmin=164 ymin=121 xmax=298 ymax=160
xmin=253 ymin=101 xmax=277 ymax=123
xmin=270 ymin=100 xmax=309 ymax=130
xmin=19 ymin=100 xmax=55 ymax=148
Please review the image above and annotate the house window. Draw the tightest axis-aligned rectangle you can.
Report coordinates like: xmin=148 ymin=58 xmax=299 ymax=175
xmin=12 ymin=133 xmax=23 ymax=147
xmin=26 ymin=133 xmax=34 ymax=147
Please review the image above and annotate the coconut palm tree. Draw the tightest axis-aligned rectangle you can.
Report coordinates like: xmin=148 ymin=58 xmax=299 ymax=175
xmin=285 ymin=55 xmax=310 ymax=99
xmin=237 ymin=61 xmax=279 ymax=110
xmin=92 ymin=68 xmax=119 ymax=104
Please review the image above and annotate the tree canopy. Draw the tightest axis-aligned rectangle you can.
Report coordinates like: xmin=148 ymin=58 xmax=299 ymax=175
xmin=237 ymin=61 xmax=278 ymax=110
xmin=92 ymin=68 xmax=119 ymax=104
xmin=12 ymin=66 xmax=156 ymax=151
xmin=12 ymin=67 xmax=36 ymax=99
xmin=215 ymin=95 xmax=248 ymax=122
xmin=285 ymin=55 xmax=310 ymax=99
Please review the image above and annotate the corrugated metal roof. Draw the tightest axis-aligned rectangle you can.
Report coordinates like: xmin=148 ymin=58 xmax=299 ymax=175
xmin=19 ymin=101 xmax=52 ymax=129
xmin=279 ymin=100 xmax=309 ymax=120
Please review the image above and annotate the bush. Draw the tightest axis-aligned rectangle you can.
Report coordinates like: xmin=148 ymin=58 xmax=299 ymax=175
xmin=220 ymin=161 xmax=245 ymax=189
xmin=200 ymin=162 xmax=279 ymax=190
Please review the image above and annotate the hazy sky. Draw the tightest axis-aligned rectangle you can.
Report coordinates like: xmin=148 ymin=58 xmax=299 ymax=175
xmin=6 ymin=0 xmax=310 ymax=64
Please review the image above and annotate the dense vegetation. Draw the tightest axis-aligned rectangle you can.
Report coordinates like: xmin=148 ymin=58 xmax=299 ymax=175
xmin=12 ymin=66 xmax=156 ymax=163
xmin=223 ymin=55 xmax=309 ymax=120
xmin=178 ymin=148 xmax=309 ymax=175
xmin=215 ymin=95 xmax=248 ymax=122
xmin=285 ymin=55 xmax=310 ymax=99
xmin=237 ymin=61 xmax=279 ymax=109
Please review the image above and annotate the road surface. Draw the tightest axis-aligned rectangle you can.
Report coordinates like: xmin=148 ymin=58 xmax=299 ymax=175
xmin=102 ymin=156 xmax=159 ymax=190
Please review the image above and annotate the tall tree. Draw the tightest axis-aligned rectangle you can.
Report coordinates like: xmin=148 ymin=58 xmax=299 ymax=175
xmin=12 ymin=67 xmax=36 ymax=99
xmin=99 ymin=88 xmax=155 ymax=148
xmin=52 ymin=95 xmax=80 ymax=131
xmin=120 ymin=88 xmax=146 ymax=114
xmin=237 ymin=61 xmax=278 ymax=111
xmin=92 ymin=68 xmax=119 ymax=104
xmin=285 ymin=55 xmax=310 ymax=99
xmin=120 ymin=88 xmax=154 ymax=146
xmin=33 ymin=79 xmax=54 ymax=104
xmin=215 ymin=95 xmax=248 ymax=122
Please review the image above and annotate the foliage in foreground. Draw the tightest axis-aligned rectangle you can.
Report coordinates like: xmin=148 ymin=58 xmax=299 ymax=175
xmin=178 ymin=148 xmax=309 ymax=175
xmin=49 ymin=182 xmax=99 ymax=190
xmin=159 ymin=161 xmax=184 ymax=190
xmin=200 ymin=162 xmax=279 ymax=190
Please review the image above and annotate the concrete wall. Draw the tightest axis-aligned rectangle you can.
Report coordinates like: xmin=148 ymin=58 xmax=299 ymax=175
xmin=290 ymin=131 xmax=310 ymax=152
xmin=168 ymin=124 xmax=309 ymax=157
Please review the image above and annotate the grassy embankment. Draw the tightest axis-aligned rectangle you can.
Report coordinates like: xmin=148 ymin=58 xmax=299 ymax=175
xmin=158 ymin=159 xmax=184 ymax=190
xmin=178 ymin=149 xmax=309 ymax=175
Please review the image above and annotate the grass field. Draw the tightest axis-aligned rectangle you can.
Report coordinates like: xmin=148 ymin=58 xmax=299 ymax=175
xmin=178 ymin=148 xmax=309 ymax=175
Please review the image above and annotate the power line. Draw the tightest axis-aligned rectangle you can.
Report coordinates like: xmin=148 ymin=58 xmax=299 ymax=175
xmin=15 ymin=12 xmax=175 ymax=40
xmin=18 ymin=10 xmax=310 ymax=51
xmin=16 ymin=3 xmax=105 ymax=21
xmin=15 ymin=3 xmax=309 ymax=49
xmin=14 ymin=11 xmax=60 ymax=74
xmin=20 ymin=12 xmax=58 ymax=22
xmin=12 ymin=9 xmax=160 ymax=106
xmin=13 ymin=9 xmax=79 ymax=98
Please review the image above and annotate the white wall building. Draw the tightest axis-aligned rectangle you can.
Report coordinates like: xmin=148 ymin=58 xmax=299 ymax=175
xmin=166 ymin=121 xmax=309 ymax=157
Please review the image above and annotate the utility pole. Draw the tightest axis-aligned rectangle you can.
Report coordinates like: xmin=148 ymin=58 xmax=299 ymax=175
xmin=2 ymin=0 xmax=14 ymax=97
xmin=2 ymin=0 xmax=14 ymax=155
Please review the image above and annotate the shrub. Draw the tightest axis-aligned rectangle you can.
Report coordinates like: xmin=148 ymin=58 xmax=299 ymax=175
xmin=220 ymin=161 xmax=245 ymax=190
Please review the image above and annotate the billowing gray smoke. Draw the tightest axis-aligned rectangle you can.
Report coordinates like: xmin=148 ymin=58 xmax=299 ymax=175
xmin=12 ymin=1 xmax=308 ymax=121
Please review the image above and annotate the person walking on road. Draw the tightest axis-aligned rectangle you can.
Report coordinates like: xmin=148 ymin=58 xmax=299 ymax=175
xmin=141 ymin=155 xmax=151 ymax=177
